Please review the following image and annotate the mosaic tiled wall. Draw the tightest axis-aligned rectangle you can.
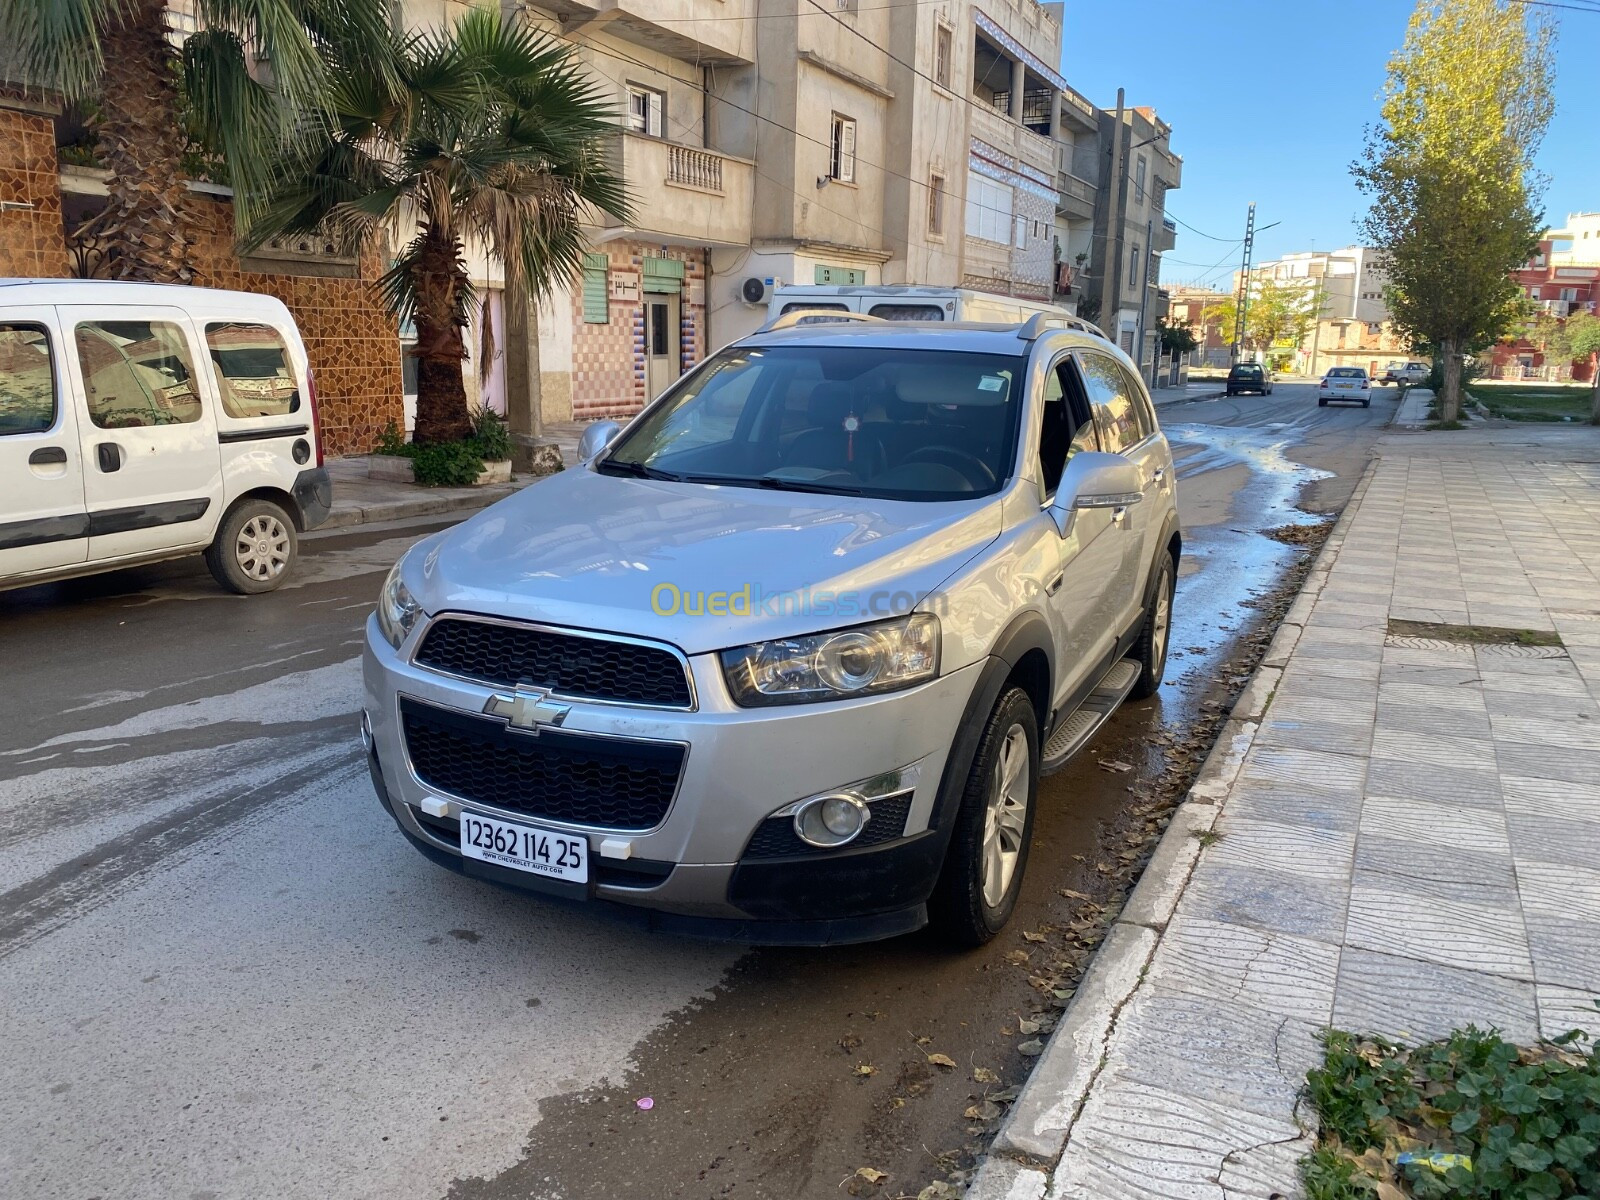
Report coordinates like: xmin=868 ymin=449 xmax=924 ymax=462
xmin=0 ymin=106 xmax=70 ymax=278
xmin=569 ymin=240 xmax=707 ymax=421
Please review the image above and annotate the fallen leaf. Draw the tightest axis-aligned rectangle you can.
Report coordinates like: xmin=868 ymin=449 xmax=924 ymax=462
xmin=990 ymin=1085 xmax=1022 ymax=1102
xmin=1021 ymin=930 xmax=1046 ymax=943
xmin=964 ymin=1100 xmax=1003 ymax=1121
xmin=914 ymin=1034 xmax=933 ymax=1046
xmin=1017 ymin=1039 xmax=1045 ymax=1057
xmin=1058 ymin=888 xmax=1091 ymax=901
xmin=973 ymin=1066 xmax=1000 ymax=1084
xmin=926 ymin=1053 xmax=957 ymax=1069
xmin=1099 ymin=759 xmax=1134 ymax=773
xmin=839 ymin=1034 xmax=863 ymax=1053
xmin=854 ymin=1167 xmax=888 ymax=1184
xmin=1053 ymin=988 xmax=1077 ymax=1000
xmin=1002 ymin=950 xmax=1030 ymax=966
xmin=853 ymin=1063 xmax=877 ymax=1077
xmin=1018 ymin=1017 xmax=1041 ymax=1035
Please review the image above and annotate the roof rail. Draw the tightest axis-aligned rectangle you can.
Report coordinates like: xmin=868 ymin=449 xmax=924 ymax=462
xmin=758 ymin=309 xmax=888 ymax=333
xmin=1017 ymin=312 xmax=1114 ymax=344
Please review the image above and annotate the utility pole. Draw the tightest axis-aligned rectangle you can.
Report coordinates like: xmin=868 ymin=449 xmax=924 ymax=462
xmin=1098 ymin=88 xmax=1126 ymax=339
xmin=1231 ymin=202 xmax=1256 ymax=365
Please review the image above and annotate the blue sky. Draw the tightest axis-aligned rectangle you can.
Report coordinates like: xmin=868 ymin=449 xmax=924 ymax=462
xmin=1057 ymin=0 xmax=1600 ymax=290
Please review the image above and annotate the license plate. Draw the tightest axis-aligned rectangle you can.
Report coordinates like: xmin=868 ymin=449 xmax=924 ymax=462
xmin=1336 ymin=382 xmax=1354 ymax=389
xmin=458 ymin=811 xmax=588 ymax=883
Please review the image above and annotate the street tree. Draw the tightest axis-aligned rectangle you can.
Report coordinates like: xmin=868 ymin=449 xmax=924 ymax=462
xmin=1556 ymin=313 xmax=1600 ymax=424
xmin=1157 ymin=317 xmax=1199 ymax=357
xmin=1 ymin=0 xmax=392 ymax=281
xmin=1353 ymin=0 xmax=1555 ymax=422
xmin=248 ymin=8 xmax=628 ymax=445
xmin=1203 ymin=279 xmax=1320 ymax=361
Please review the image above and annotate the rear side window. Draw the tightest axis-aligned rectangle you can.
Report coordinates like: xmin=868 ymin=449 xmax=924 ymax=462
xmin=206 ymin=323 xmax=300 ymax=418
xmin=867 ymin=304 xmax=946 ymax=321
xmin=1078 ymin=352 xmax=1151 ymax=454
xmin=1328 ymin=368 xmax=1366 ymax=378
xmin=75 ymin=320 xmax=202 ymax=428
xmin=0 ymin=324 xmax=56 ymax=436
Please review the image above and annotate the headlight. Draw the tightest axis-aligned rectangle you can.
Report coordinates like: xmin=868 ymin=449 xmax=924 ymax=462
xmin=720 ymin=613 xmax=940 ymax=706
xmin=376 ymin=559 xmax=423 ymax=650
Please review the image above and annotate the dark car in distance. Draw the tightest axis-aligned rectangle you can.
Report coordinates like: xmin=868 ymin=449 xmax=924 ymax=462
xmin=1225 ymin=363 xmax=1273 ymax=397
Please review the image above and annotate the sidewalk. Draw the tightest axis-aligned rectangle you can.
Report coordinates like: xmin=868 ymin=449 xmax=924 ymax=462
xmin=318 ymin=422 xmax=588 ymax=530
xmin=974 ymin=423 xmax=1600 ymax=1199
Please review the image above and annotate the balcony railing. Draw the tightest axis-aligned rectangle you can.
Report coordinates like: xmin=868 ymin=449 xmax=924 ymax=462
xmin=667 ymin=145 xmax=724 ymax=193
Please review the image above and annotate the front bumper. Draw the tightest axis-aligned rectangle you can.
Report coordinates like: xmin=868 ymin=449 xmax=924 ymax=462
xmin=362 ymin=615 xmax=981 ymax=940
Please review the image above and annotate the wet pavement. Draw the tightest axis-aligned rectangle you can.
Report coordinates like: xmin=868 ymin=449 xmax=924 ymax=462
xmin=0 ymin=384 xmax=1392 ymax=1200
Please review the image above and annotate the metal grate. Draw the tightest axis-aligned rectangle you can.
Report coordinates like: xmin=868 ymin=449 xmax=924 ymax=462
xmin=415 ymin=618 xmax=692 ymax=708
xmin=741 ymin=792 xmax=916 ymax=860
xmin=402 ymin=699 xmax=684 ymax=831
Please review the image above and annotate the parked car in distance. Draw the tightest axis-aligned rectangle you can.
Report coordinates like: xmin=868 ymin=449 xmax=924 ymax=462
xmin=1319 ymin=366 xmax=1373 ymax=408
xmin=1225 ymin=363 xmax=1273 ymax=396
xmin=1382 ymin=361 xmax=1429 ymax=386
xmin=364 ymin=314 xmax=1182 ymax=947
xmin=1 ymin=280 xmax=331 ymax=595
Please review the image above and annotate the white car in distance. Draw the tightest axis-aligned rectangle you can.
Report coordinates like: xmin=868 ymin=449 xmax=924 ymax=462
xmin=1318 ymin=367 xmax=1373 ymax=408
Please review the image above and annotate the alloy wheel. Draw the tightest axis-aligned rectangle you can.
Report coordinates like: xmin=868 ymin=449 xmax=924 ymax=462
xmin=235 ymin=514 xmax=291 ymax=582
xmin=981 ymin=724 xmax=1030 ymax=908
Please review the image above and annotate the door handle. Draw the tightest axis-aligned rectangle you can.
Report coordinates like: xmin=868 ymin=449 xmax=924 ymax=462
xmin=28 ymin=446 xmax=68 ymax=466
xmin=1045 ymin=571 xmax=1064 ymax=596
xmin=96 ymin=443 xmax=123 ymax=473
xmin=1152 ymin=466 xmax=1167 ymax=487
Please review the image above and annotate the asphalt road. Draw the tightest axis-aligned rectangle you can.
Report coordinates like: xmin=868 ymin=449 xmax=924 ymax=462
xmin=0 ymin=382 xmax=1391 ymax=1200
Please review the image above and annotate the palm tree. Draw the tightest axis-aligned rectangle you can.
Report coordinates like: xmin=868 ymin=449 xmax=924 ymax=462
xmin=247 ymin=8 xmax=628 ymax=445
xmin=2 ymin=0 xmax=391 ymax=282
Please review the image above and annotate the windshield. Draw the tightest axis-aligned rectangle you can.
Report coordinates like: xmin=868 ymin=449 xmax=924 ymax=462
xmin=600 ymin=344 xmax=1027 ymax=500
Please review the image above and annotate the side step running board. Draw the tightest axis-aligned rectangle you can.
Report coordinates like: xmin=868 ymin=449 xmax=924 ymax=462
xmin=1040 ymin=658 xmax=1140 ymax=776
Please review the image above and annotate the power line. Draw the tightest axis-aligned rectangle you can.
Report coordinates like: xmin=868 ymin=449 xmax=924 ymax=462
xmin=1165 ymin=214 xmax=1240 ymax=243
xmin=1510 ymin=0 xmax=1600 ymax=13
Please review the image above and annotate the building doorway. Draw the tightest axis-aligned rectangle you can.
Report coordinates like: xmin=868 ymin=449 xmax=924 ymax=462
xmin=645 ymin=292 xmax=681 ymax=400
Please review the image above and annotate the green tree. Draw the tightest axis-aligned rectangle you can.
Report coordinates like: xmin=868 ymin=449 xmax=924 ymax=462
xmin=1158 ymin=317 xmax=1199 ymax=356
xmin=1354 ymin=0 xmax=1555 ymax=422
xmin=1 ymin=0 xmax=391 ymax=281
xmin=1203 ymin=279 xmax=1319 ymax=359
xmin=249 ymin=8 xmax=628 ymax=444
xmin=1553 ymin=312 xmax=1600 ymax=424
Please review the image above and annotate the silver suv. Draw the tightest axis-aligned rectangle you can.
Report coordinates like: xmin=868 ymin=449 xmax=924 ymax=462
xmin=362 ymin=316 xmax=1181 ymax=946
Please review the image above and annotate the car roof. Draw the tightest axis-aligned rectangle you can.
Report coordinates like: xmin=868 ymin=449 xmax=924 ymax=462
xmin=735 ymin=320 xmax=1111 ymax=356
xmin=0 ymin=278 xmax=295 ymax=316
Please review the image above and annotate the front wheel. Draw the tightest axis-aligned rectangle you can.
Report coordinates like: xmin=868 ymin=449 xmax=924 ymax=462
xmin=1130 ymin=552 xmax=1176 ymax=700
xmin=205 ymin=499 xmax=298 ymax=594
xmin=928 ymin=688 xmax=1039 ymax=947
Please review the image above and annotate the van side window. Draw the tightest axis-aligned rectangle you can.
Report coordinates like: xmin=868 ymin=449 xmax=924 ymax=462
xmin=0 ymin=324 xmax=56 ymax=436
xmin=1076 ymin=352 xmax=1149 ymax=454
xmin=867 ymin=304 xmax=945 ymax=321
xmin=206 ymin=323 xmax=300 ymax=418
xmin=75 ymin=321 xmax=202 ymax=428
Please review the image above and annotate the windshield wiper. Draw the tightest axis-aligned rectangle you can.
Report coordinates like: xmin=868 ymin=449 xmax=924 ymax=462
xmin=595 ymin=458 xmax=683 ymax=482
xmin=753 ymin=475 xmax=867 ymax=496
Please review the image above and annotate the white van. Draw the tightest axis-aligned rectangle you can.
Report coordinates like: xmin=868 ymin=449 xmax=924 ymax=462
xmin=769 ymin=285 xmax=1109 ymax=337
xmin=0 ymin=280 xmax=331 ymax=595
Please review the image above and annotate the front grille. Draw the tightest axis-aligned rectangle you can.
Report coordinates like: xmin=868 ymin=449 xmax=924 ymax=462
xmin=414 ymin=618 xmax=692 ymax=708
xmin=741 ymin=792 xmax=916 ymax=859
xmin=401 ymin=698 xmax=684 ymax=830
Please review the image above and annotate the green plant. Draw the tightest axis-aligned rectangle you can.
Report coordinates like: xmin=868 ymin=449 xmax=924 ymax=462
xmin=375 ymin=419 xmax=410 ymax=457
xmin=408 ymin=440 xmax=486 ymax=487
xmin=471 ymin=406 xmax=513 ymax=461
xmin=1302 ymin=1020 xmax=1600 ymax=1199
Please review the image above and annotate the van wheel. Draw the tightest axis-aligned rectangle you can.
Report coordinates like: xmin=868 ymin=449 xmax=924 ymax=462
xmin=1130 ymin=551 xmax=1176 ymax=700
xmin=206 ymin=499 xmax=297 ymax=594
xmin=929 ymin=687 xmax=1039 ymax=947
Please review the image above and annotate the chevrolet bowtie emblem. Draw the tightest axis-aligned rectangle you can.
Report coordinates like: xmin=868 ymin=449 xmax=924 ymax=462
xmin=483 ymin=685 xmax=570 ymax=733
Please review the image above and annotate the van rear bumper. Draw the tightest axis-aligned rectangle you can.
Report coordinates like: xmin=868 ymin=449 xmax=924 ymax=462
xmin=293 ymin=466 xmax=333 ymax=530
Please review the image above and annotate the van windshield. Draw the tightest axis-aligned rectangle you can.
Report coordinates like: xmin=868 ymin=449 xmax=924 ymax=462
xmin=599 ymin=345 xmax=1026 ymax=501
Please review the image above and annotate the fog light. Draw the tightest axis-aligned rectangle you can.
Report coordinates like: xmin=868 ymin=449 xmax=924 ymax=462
xmin=794 ymin=793 xmax=870 ymax=848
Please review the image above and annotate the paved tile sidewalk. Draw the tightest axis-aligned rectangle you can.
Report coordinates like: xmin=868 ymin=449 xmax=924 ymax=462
xmin=975 ymin=426 xmax=1600 ymax=1199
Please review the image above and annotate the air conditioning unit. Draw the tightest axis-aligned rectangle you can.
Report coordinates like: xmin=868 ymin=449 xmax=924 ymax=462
xmin=741 ymin=277 xmax=775 ymax=306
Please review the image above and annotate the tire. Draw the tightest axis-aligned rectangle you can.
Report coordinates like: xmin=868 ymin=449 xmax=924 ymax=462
xmin=928 ymin=687 xmax=1039 ymax=947
xmin=205 ymin=498 xmax=298 ymax=594
xmin=1362 ymin=399 xmax=1371 ymax=408
xmin=1130 ymin=551 xmax=1176 ymax=700
xmin=1318 ymin=398 xmax=1328 ymax=407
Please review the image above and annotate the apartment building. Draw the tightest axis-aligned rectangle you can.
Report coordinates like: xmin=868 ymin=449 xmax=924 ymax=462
xmin=1165 ymin=285 xmax=1230 ymax=366
xmin=1491 ymin=228 xmax=1600 ymax=381
xmin=1243 ymin=246 xmax=1406 ymax=376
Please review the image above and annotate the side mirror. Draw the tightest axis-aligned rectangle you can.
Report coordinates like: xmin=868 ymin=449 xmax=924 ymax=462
xmin=578 ymin=419 xmax=622 ymax=462
xmin=1049 ymin=452 xmax=1143 ymax=536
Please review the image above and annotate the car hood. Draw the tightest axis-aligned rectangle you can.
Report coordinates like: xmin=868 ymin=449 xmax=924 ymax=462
xmin=409 ymin=466 xmax=1003 ymax=656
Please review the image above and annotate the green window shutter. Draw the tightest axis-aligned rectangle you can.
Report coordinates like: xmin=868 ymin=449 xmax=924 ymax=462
xmin=582 ymin=253 xmax=609 ymax=323
xmin=642 ymin=256 xmax=685 ymax=294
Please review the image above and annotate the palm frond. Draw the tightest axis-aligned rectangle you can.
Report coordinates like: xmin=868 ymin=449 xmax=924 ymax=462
xmin=0 ymin=0 xmax=122 ymax=100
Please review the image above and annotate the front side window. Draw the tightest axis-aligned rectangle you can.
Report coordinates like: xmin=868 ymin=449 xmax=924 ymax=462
xmin=830 ymin=114 xmax=857 ymax=182
xmin=1038 ymin=357 xmax=1098 ymax=501
xmin=600 ymin=345 xmax=1027 ymax=501
xmin=0 ymin=324 xmax=56 ymax=436
xmin=628 ymin=85 xmax=665 ymax=137
xmin=1078 ymin=352 xmax=1150 ymax=454
xmin=206 ymin=322 xmax=300 ymax=418
xmin=75 ymin=320 xmax=202 ymax=428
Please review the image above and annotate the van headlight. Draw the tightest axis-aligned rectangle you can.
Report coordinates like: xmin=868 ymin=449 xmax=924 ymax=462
xmin=720 ymin=614 xmax=940 ymax=706
xmin=377 ymin=559 xmax=424 ymax=650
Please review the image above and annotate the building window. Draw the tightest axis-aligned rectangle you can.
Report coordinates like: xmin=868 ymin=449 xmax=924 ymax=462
xmin=934 ymin=23 xmax=952 ymax=89
xmin=627 ymin=85 xmax=664 ymax=138
xmin=1135 ymin=156 xmax=1147 ymax=206
xmin=830 ymin=114 xmax=857 ymax=183
xmin=927 ymin=173 xmax=945 ymax=237
xmin=1529 ymin=287 xmax=1541 ymax=300
xmin=1128 ymin=245 xmax=1141 ymax=289
xmin=965 ymin=171 xmax=1012 ymax=244
xmin=1014 ymin=215 xmax=1028 ymax=249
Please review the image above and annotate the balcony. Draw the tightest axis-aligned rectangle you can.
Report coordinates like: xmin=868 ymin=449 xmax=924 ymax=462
xmin=604 ymin=133 xmax=752 ymax=249
xmin=539 ymin=0 xmax=755 ymax=66
xmin=969 ymin=104 xmax=1058 ymax=179
xmin=1154 ymin=217 xmax=1176 ymax=253
xmin=1056 ymin=171 xmax=1097 ymax=221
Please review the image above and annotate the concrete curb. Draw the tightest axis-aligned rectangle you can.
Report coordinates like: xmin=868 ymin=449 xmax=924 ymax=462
xmin=318 ymin=484 xmax=523 ymax=531
xmin=965 ymin=457 xmax=1382 ymax=1198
